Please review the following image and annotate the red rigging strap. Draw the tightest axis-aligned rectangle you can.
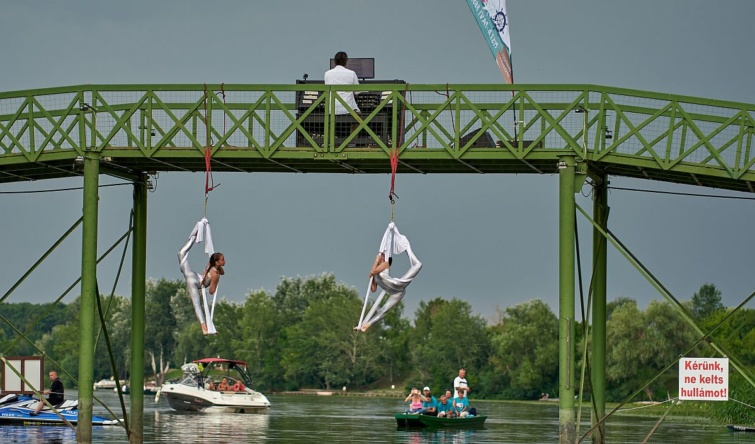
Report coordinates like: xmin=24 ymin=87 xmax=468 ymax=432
xmin=389 ymin=83 xmax=410 ymax=205
xmin=389 ymin=148 xmax=399 ymax=204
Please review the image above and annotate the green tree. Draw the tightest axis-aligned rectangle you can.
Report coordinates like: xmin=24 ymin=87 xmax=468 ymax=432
xmin=373 ymin=301 xmax=412 ymax=387
xmin=272 ymin=273 xmax=350 ymax=327
xmin=275 ymin=274 xmax=391 ymax=390
xmin=414 ymin=298 xmax=490 ymax=395
xmin=489 ymin=299 xmax=558 ymax=399
xmin=37 ymin=298 xmax=82 ymax=387
xmin=691 ymin=283 xmax=724 ymax=320
xmin=145 ymin=278 xmax=185 ymax=366
xmin=94 ymin=295 xmax=131 ymax=380
xmin=282 ymin=293 xmax=375 ymax=389
xmin=1 ymin=302 xmax=68 ymax=356
xmin=232 ymin=290 xmax=282 ymax=390
xmin=606 ymin=300 xmax=697 ymax=401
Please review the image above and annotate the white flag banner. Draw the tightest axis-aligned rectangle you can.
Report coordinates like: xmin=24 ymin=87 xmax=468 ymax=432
xmin=465 ymin=0 xmax=513 ymax=83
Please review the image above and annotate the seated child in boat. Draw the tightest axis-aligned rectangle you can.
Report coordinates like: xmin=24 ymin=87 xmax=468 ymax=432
xmin=452 ymin=389 xmax=470 ymax=417
xmin=232 ymin=379 xmax=245 ymax=391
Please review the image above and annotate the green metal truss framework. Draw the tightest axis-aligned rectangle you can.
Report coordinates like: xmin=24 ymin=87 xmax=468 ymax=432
xmin=1 ymin=84 xmax=754 ymax=191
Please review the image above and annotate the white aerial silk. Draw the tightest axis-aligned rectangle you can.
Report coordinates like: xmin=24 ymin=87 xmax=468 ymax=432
xmin=178 ymin=218 xmax=218 ymax=335
xmin=357 ymin=222 xmax=422 ymax=329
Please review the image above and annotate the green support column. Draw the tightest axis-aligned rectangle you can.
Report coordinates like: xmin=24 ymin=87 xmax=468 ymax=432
xmin=129 ymin=175 xmax=148 ymax=443
xmin=558 ymin=156 xmax=576 ymax=444
xmin=77 ymin=151 xmax=100 ymax=443
xmin=591 ymin=176 xmax=608 ymax=444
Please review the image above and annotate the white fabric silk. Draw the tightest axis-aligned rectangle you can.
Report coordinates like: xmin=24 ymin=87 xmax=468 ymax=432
xmin=357 ymin=222 xmax=421 ymax=329
xmin=179 ymin=218 xmax=218 ymax=333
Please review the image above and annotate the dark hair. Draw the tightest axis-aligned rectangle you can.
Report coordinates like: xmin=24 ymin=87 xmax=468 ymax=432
xmin=210 ymin=253 xmax=223 ymax=267
xmin=334 ymin=51 xmax=348 ymax=66
xmin=208 ymin=252 xmax=223 ymax=270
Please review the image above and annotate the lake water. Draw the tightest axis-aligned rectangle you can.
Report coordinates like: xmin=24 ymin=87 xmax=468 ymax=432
xmin=1 ymin=391 xmax=754 ymax=443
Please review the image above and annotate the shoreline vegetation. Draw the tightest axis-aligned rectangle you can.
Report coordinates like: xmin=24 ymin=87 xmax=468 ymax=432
xmin=4 ymin=279 xmax=751 ymax=424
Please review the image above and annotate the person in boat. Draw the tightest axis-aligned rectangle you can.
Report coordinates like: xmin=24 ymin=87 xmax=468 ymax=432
xmin=178 ymin=226 xmax=225 ymax=335
xmin=206 ymin=380 xmax=216 ymax=391
xmin=453 ymin=368 xmax=471 ymax=399
xmin=452 ymin=388 xmax=470 ymax=418
xmin=231 ymin=379 xmax=245 ymax=392
xmin=31 ymin=370 xmax=64 ymax=416
xmin=404 ymin=387 xmax=428 ymax=414
xmin=359 ymin=248 xmax=422 ymax=332
xmin=421 ymin=387 xmax=438 ymax=416
xmin=217 ymin=377 xmax=231 ymax=391
xmin=436 ymin=394 xmax=454 ymax=418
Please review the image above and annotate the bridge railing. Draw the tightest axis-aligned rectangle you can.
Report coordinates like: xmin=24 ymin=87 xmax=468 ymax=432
xmin=1 ymin=84 xmax=754 ymax=180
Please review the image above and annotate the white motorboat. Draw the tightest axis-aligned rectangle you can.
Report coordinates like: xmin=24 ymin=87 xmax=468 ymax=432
xmin=93 ymin=378 xmax=118 ymax=390
xmin=157 ymin=358 xmax=270 ymax=414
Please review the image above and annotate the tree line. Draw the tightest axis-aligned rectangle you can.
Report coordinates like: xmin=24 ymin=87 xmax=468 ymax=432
xmin=1 ymin=278 xmax=751 ymax=406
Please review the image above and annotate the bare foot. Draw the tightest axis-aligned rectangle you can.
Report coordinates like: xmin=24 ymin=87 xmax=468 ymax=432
xmin=201 ymin=323 xmax=208 ymax=335
xmin=360 ymin=322 xmax=371 ymax=332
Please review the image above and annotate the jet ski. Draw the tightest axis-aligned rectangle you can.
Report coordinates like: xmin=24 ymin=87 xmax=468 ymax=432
xmin=0 ymin=393 xmax=121 ymax=426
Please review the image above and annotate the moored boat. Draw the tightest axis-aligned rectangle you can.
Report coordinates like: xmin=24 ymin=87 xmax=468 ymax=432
xmin=158 ymin=358 xmax=270 ymax=414
xmin=0 ymin=394 xmax=121 ymax=426
xmin=93 ymin=378 xmax=122 ymax=390
xmin=728 ymin=424 xmax=755 ymax=432
xmin=395 ymin=412 xmax=487 ymax=429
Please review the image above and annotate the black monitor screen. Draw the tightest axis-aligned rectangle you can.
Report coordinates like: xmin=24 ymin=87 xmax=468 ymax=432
xmin=329 ymin=58 xmax=375 ymax=79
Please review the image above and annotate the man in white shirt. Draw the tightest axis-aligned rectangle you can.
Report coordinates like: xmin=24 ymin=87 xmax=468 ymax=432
xmin=324 ymin=51 xmax=360 ymax=116
xmin=453 ymin=368 xmax=471 ymax=399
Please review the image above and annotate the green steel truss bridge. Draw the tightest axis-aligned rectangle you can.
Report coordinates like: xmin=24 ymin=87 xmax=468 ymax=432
xmin=2 ymin=83 xmax=755 ymax=444
xmin=2 ymin=83 xmax=755 ymax=189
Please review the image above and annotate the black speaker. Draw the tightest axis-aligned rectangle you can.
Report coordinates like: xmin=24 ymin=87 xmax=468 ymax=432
xmin=458 ymin=130 xmax=495 ymax=148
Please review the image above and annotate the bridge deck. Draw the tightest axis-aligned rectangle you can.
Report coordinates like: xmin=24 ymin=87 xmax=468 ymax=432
xmin=1 ymin=84 xmax=753 ymax=192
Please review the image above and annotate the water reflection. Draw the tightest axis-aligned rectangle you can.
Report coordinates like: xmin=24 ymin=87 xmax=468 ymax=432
xmin=0 ymin=425 xmax=76 ymax=444
xmin=151 ymin=410 xmax=269 ymax=443
xmin=403 ymin=429 xmax=480 ymax=444
xmin=3 ymin=392 xmax=753 ymax=443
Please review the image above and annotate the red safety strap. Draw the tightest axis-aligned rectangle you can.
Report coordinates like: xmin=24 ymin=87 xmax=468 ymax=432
xmin=389 ymin=148 xmax=399 ymax=204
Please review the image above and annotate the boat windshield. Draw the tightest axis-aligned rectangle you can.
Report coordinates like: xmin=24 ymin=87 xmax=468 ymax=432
xmin=200 ymin=362 xmax=255 ymax=389
xmin=177 ymin=374 xmax=202 ymax=387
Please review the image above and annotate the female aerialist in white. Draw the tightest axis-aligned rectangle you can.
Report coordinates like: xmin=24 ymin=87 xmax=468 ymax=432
xmin=178 ymin=218 xmax=224 ymax=335
xmin=357 ymin=222 xmax=422 ymax=332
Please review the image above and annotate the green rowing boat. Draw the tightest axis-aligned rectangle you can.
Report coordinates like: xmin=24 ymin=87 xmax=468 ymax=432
xmin=395 ymin=413 xmax=487 ymax=429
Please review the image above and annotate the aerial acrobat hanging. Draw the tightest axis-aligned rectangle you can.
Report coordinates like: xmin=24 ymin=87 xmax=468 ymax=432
xmin=178 ymin=84 xmax=225 ymax=335
xmin=355 ymin=222 xmax=422 ymax=332
xmin=178 ymin=218 xmax=225 ymax=335
xmin=355 ymin=146 xmax=422 ymax=332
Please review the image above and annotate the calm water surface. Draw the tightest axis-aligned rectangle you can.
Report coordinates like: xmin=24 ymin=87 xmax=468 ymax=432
xmin=2 ymin=391 xmax=755 ymax=443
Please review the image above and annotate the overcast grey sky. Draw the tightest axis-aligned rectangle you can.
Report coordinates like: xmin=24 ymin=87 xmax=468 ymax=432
xmin=2 ymin=1 xmax=755 ymax=322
